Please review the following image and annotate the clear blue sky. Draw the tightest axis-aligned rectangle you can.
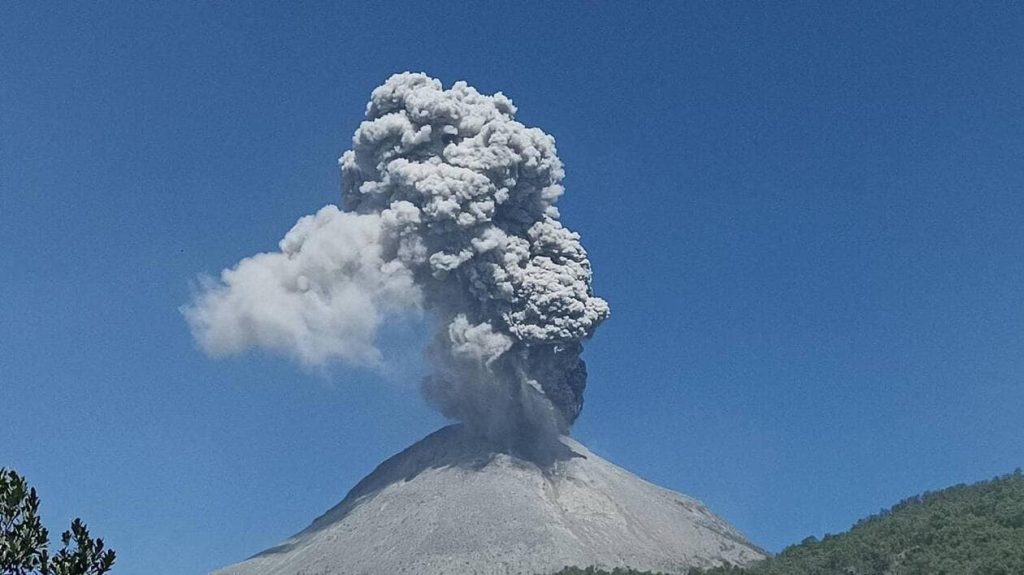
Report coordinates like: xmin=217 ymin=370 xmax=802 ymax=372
xmin=3 ymin=3 xmax=1023 ymax=573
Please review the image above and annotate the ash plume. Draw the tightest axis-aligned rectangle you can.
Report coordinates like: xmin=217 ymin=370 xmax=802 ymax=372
xmin=184 ymin=73 xmax=609 ymax=444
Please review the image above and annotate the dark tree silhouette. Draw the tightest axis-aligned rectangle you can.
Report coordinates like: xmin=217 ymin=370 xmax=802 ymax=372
xmin=1 ymin=469 xmax=115 ymax=575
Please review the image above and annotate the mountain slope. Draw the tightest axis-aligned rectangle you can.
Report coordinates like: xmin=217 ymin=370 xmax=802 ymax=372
xmin=213 ymin=425 xmax=764 ymax=575
xmin=698 ymin=470 xmax=1024 ymax=575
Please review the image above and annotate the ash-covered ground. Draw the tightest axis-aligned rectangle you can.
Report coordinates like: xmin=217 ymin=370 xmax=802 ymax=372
xmin=214 ymin=425 xmax=764 ymax=575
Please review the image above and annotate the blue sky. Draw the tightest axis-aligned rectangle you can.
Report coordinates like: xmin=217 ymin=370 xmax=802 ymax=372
xmin=2 ymin=3 xmax=1023 ymax=573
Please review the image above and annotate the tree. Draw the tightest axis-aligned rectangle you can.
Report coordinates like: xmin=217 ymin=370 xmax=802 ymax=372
xmin=1 ymin=469 xmax=115 ymax=575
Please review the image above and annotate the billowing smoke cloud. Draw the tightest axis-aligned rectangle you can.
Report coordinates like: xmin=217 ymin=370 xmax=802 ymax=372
xmin=185 ymin=73 xmax=609 ymax=445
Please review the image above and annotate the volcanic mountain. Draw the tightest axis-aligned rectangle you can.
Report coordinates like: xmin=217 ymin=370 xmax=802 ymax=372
xmin=213 ymin=425 xmax=765 ymax=575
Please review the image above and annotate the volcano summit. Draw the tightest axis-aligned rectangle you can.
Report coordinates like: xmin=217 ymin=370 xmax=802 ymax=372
xmin=214 ymin=425 xmax=765 ymax=575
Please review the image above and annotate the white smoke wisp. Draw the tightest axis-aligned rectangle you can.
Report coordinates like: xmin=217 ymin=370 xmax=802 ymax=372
xmin=184 ymin=73 xmax=609 ymax=446
xmin=183 ymin=207 xmax=422 ymax=367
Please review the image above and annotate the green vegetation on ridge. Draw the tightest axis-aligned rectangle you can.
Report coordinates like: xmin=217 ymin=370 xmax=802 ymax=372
xmin=556 ymin=469 xmax=1024 ymax=575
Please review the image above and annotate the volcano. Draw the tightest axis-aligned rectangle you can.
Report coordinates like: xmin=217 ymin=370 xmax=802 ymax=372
xmin=213 ymin=425 xmax=764 ymax=575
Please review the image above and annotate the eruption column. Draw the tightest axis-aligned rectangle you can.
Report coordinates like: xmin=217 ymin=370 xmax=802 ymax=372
xmin=185 ymin=73 xmax=609 ymax=446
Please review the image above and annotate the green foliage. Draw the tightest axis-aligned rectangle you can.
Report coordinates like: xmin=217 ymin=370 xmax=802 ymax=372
xmin=557 ymin=564 xmax=667 ymax=568
xmin=0 ymin=469 xmax=115 ymax=575
xmin=555 ymin=470 xmax=1024 ymax=575
xmin=43 ymin=519 xmax=115 ymax=575
xmin=1 ymin=469 xmax=48 ymax=574
xmin=698 ymin=469 xmax=1024 ymax=575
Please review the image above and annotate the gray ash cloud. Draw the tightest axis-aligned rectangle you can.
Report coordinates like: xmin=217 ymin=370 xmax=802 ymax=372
xmin=185 ymin=73 xmax=609 ymax=444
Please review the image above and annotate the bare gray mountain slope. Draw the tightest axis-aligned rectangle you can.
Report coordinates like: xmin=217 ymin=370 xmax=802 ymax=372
xmin=214 ymin=426 xmax=765 ymax=575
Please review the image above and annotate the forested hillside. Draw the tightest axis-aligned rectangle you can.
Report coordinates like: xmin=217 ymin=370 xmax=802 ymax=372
xmin=555 ymin=469 xmax=1024 ymax=575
